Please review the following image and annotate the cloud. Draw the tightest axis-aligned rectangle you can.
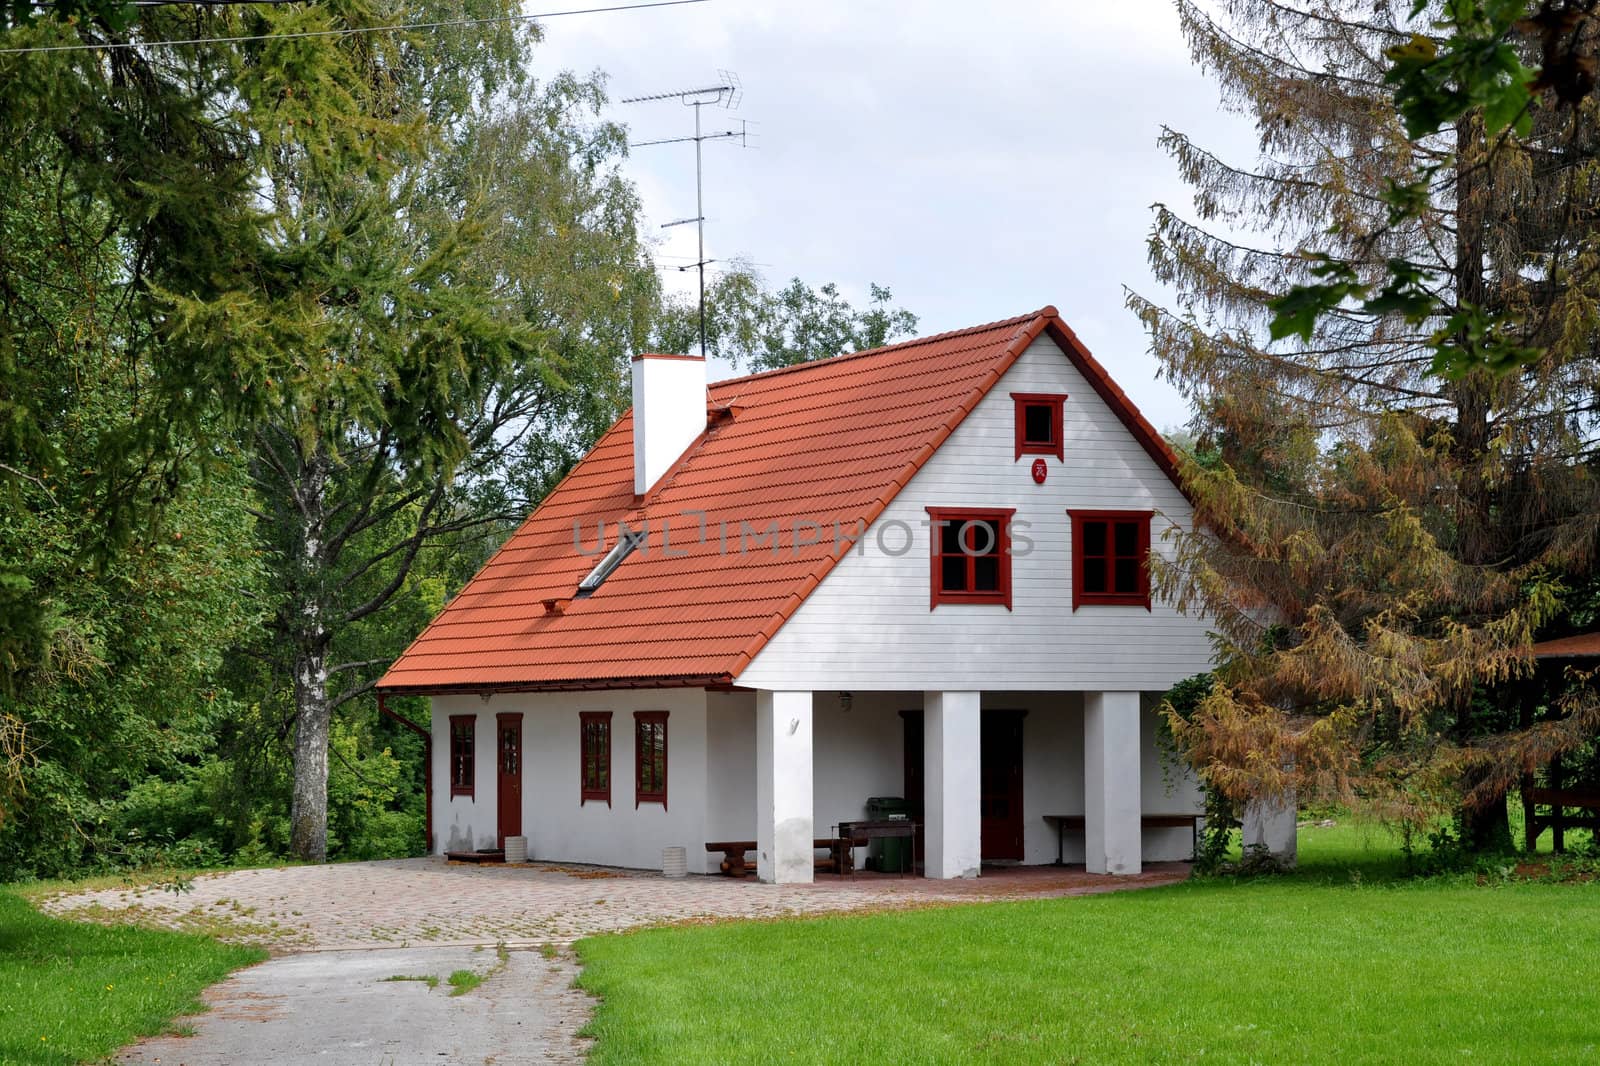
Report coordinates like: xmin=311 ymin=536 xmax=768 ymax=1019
xmin=531 ymin=0 xmax=1259 ymax=429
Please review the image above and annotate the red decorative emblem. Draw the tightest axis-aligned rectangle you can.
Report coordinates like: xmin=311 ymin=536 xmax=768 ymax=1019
xmin=1031 ymin=458 xmax=1048 ymax=484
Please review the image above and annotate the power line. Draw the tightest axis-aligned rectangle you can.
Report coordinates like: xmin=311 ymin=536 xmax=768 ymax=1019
xmin=0 ymin=0 xmax=708 ymax=56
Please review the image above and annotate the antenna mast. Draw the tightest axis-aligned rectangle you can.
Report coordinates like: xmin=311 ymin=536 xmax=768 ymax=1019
xmin=623 ymin=71 xmax=746 ymax=357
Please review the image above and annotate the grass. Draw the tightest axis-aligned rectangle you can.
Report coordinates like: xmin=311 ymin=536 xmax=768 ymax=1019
xmin=575 ymin=823 xmax=1600 ymax=1064
xmin=387 ymin=943 xmax=509 ymax=999
xmin=8 ymin=859 xmax=308 ymax=906
xmin=446 ymin=968 xmax=484 ymax=996
xmin=0 ymin=889 xmax=264 ymax=1066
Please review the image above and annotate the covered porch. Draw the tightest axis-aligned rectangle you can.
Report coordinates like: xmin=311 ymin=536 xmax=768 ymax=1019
xmin=707 ymin=688 xmax=1201 ymax=883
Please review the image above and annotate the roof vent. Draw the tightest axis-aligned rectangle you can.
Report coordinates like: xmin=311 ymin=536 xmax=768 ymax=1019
xmin=576 ymin=529 xmax=644 ymax=596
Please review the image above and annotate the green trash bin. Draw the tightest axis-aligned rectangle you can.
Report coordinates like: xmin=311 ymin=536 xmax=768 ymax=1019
xmin=866 ymin=796 xmax=910 ymax=872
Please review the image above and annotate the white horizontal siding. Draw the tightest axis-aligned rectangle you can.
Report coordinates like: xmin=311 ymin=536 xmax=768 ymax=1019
xmin=738 ymin=334 xmax=1215 ymax=691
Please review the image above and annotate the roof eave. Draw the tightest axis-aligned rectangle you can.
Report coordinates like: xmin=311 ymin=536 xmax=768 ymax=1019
xmin=375 ymin=673 xmax=738 ymax=697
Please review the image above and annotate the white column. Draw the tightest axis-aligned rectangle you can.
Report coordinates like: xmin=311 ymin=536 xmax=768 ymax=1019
xmin=1084 ymin=691 xmax=1142 ymax=875
xmin=756 ymin=690 xmax=813 ymax=884
xmin=924 ymin=690 xmax=981 ymax=879
xmin=1243 ymin=792 xmax=1298 ymax=868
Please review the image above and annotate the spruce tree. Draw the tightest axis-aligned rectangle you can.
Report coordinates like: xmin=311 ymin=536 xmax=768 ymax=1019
xmin=1131 ymin=1 xmax=1600 ymax=841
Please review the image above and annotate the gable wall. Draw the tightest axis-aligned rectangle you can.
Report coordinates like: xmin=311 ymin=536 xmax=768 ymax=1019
xmin=737 ymin=334 xmax=1215 ymax=691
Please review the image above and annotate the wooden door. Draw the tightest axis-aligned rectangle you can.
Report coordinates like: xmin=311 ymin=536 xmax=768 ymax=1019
xmin=981 ymin=710 xmax=1025 ymax=861
xmin=900 ymin=710 xmax=925 ymax=861
xmin=496 ymin=713 xmax=523 ymax=848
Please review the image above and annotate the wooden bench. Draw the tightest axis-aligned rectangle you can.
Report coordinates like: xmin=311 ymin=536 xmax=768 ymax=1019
xmin=1523 ymin=787 xmax=1600 ymax=852
xmin=705 ymin=838 xmax=864 ymax=878
xmin=1042 ymin=813 xmax=1203 ymax=864
xmin=444 ymin=848 xmax=505 ymax=864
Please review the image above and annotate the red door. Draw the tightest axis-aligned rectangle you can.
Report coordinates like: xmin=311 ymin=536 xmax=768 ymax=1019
xmin=901 ymin=710 xmax=926 ymax=863
xmin=496 ymin=713 xmax=523 ymax=849
xmin=981 ymin=710 xmax=1025 ymax=861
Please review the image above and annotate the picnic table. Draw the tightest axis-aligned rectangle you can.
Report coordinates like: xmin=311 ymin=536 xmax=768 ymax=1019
xmin=834 ymin=819 xmax=920 ymax=877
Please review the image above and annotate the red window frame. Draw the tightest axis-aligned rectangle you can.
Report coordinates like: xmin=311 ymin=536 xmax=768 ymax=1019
xmin=580 ymin=711 xmax=612 ymax=806
xmin=926 ymin=507 xmax=1015 ymax=610
xmin=634 ymin=711 xmax=669 ymax=809
xmin=1068 ymin=510 xmax=1153 ymax=610
xmin=1012 ymin=392 xmax=1067 ymax=461
xmin=449 ymin=715 xmax=475 ymax=798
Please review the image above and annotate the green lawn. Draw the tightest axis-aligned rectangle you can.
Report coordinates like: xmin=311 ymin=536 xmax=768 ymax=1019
xmin=576 ymin=824 xmax=1600 ymax=1064
xmin=0 ymin=890 xmax=264 ymax=1066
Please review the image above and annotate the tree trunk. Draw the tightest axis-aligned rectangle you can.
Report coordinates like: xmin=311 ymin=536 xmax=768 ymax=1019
xmin=1447 ymin=113 xmax=1513 ymax=853
xmin=287 ymin=448 xmax=332 ymax=862
xmin=1450 ymin=110 xmax=1493 ymax=568
xmin=289 ymin=640 xmax=331 ymax=861
xmin=1461 ymin=794 xmax=1513 ymax=853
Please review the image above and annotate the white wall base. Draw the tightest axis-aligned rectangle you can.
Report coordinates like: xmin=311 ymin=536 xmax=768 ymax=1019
xmin=1084 ymin=691 xmax=1141 ymax=875
xmin=1243 ymin=793 xmax=1298 ymax=867
xmin=924 ymin=691 xmax=981 ymax=878
xmin=756 ymin=690 xmax=814 ymax=884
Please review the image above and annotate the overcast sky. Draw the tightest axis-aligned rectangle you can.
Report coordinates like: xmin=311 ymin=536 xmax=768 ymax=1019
xmin=533 ymin=0 xmax=1259 ymax=431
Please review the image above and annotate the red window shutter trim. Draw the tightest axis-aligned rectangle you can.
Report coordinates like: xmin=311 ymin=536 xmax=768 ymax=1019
xmin=448 ymin=714 xmax=475 ymax=798
xmin=1011 ymin=392 xmax=1067 ymax=462
xmin=1067 ymin=509 xmax=1153 ymax=611
xmin=926 ymin=507 xmax=1016 ymax=610
xmin=580 ymin=711 xmax=612 ymax=806
xmin=634 ymin=710 xmax=669 ymax=809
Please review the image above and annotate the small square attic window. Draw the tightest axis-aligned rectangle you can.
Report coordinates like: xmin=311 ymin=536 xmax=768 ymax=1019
xmin=1011 ymin=393 xmax=1067 ymax=461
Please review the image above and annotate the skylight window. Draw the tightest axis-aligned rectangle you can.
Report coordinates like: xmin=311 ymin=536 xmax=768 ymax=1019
xmin=576 ymin=529 xmax=644 ymax=596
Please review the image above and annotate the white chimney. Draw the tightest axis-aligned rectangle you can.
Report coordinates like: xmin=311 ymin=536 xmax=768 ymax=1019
xmin=631 ymin=353 xmax=707 ymax=496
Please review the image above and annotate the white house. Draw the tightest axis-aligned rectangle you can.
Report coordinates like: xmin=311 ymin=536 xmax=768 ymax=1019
xmin=377 ymin=307 xmax=1215 ymax=882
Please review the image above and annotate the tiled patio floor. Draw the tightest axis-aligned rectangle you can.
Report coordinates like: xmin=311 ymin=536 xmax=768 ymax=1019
xmin=43 ymin=857 xmax=1189 ymax=952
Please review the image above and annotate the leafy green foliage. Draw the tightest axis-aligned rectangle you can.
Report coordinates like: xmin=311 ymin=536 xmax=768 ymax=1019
xmin=1265 ymin=255 xmax=1367 ymax=341
xmin=1268 ymin=255 xmax=1538 ymax=379
xmin=1385 ymin=1 xmax=1536 ymax=140
xmin=0 ymin=2 xmax=658 ymax=874
xmin=1157 ymin=673 xmax=1236 ymax=873
xmin=1 ymin=0 xmax=133 ymax=32
xmin=657 ymin=271 xmax=918 ymax=371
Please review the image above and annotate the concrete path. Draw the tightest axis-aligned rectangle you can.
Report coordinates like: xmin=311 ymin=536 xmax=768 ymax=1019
xmin=38 ymin=859 xmax=1187 ymax=1064
xmin=119 ymin=945 xmax=592 ymax=1066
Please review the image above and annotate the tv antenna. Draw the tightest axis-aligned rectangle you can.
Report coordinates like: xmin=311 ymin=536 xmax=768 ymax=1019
xmin=623 ymin=71 xmax=748 ymax=357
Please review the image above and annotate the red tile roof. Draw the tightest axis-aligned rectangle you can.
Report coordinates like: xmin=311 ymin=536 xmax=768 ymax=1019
xmin=377 ymin=307 xmax=1182 ymax=693
xmin=1530 ymin=633 xmax=1600 ymax=659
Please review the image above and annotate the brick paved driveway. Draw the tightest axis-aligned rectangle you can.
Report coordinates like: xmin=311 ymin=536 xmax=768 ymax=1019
xmin=43 ymin=858 xmax=1188 ymax=951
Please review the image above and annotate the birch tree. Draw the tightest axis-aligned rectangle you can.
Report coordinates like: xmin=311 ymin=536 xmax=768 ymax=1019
xmin=223 ymin=26 xmax=652 ymax=863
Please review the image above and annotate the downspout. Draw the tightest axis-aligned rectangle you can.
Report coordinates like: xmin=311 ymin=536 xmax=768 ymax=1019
xmin=378 ymin=693 xmax=433 ymax=854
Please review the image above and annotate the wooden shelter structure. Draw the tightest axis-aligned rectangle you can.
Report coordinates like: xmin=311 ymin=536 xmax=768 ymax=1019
xmin=1521 ymin=634 xmax=1600 ymax=853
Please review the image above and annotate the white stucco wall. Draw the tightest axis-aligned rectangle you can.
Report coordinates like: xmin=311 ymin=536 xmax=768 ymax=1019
xmin=737 ymin=333 xmax=1215 ymax=691
xmin=700 ymin=690 xmax=905 ymax=856
xmin=431 ymin=689 xmax=709 ymax=872
xmin=438 ymin=687 xmax=1199 ymax=870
